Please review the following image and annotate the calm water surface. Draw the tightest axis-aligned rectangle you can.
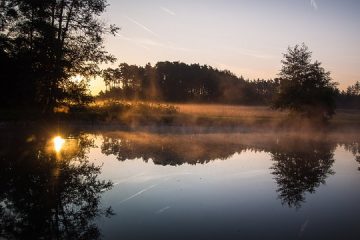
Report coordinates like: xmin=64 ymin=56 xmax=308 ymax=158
xmin=1 ymin=128 xmax=359 ymax=239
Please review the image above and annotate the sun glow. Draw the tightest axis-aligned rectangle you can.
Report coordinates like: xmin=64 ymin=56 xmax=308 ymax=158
xmin=53 ymin=136 xmax=65 ymax=153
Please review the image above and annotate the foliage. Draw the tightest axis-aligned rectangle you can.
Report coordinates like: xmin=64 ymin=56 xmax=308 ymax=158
xmin=337 ymin=81 xmax=360 ymax=109
xmin=0 ymin=0 xmax=117 ymax=113
xmin=346 ymin=81 xmax=360 ymax=96
xmin=100 ymin=61 xmax=280 ymax=105
xmin=272 ymin=44 xmax=338 ymax=121
xmin=66 ymin=100 xmax=179 ymax=124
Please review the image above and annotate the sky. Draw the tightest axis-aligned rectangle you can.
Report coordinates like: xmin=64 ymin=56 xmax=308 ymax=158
xmin=90 ymin=0 xmax=360 ymax=94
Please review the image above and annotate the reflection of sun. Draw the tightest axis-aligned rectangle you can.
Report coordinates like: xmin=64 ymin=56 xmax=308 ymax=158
xmin=53 ymin=136 xmax=65 ymax=153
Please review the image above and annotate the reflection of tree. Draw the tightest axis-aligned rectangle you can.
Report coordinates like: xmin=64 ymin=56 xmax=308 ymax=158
xmin=0 ymin=132 xmax=113 ymax=240
xmin=270 ymin=139 xmax=335 ymax=208
xmin=101 ymin=133 xmax=249 ymax=165
xmin=100 ymin=132 xmax=347 ymax=209
xmin=343 ymin=142 xmax=360 ymax=171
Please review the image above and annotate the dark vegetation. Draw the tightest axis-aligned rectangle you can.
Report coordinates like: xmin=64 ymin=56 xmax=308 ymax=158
xmin=337 ymin=81 xmax=360 ymax=109
xmin=0 ymin=1 xmax=359 ymax=124
xmin=0 ymin=0 xmax=117 ymax=114
xmin=100 ymin=62 xmax=280 ymax=105
xmin=99 ymin=45 xmax=359 ymax=120
xmin=66 ymin=100 xmax=179 ymax=125
xmin=272 ymin=44 xmax=338 ymax=121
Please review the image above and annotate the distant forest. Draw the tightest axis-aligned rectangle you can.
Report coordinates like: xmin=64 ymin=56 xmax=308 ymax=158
xmin=100 ymin=62 xmax=279 ymax=105
xmin=100 ymin=61 xmax=360 ymax=108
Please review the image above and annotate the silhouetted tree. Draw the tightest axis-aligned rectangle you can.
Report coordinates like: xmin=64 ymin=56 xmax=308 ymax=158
xmin=346 ymin=81 xmax=360 ymax=96
xmin=0 ymin=0 xmax=118 ymax=113
xmin=337 ymin=81 xmax=360 ymax=109
xmin=272 ymin=44 xmax=338 ymax=121
xmin=99 ymin=61 xmax=279 ymax=105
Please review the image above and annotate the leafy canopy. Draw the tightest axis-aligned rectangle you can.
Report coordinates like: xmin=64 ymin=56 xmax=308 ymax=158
xmin=272 ymin=44 xmax=338 ymax=120
xmin=0 ymin=0 xmax=118 ymax=112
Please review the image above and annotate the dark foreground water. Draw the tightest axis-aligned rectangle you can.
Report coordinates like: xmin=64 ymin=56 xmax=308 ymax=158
xmin=0 ymin=128 xmax=359 ymax=240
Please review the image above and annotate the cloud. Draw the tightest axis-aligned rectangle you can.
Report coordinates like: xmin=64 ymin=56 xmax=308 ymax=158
xmin=310 ymin=0 xmax=318 ymax=10
xmin=160 ymin=6 xmax=176 ymax=16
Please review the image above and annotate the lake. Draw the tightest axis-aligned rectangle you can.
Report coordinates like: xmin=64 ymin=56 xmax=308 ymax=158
xmin=0 ymin=127 xmax=359 ymax=239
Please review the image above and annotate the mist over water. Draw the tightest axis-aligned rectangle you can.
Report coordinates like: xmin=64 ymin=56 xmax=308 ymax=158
xmin=1 ymin=127 xmax=360 ymax=239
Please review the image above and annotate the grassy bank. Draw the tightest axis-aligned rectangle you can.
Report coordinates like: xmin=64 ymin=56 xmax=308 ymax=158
xmin=64 ymin=100 xmax=178 ymax=125
xmin=1 ymin=101 xmax=359 ymax=130
xmin=63 ymin=101 xmax=360 ymax=130
xmin=176 ymin=103 xmax=360 ymax=128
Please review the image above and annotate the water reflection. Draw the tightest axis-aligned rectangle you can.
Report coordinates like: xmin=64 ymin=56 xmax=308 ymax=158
xmin=1 ymin=128 xmax=360 ymax=239
xmin=0 ymin=131 xmax=113 ymax=240
xmin=101 ymin=133 xmax=251 ymax=165
xmin=270 ymin=139 xmax=335 ymax=208
xmin=343 ymin=141 xmax=360 ymax=171
xmin=100 ymin=131 xmax=359 ymax=208
xmin=53 ymin=136 xmax=65 ymax=153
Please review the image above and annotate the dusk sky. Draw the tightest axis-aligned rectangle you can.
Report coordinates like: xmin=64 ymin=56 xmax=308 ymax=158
xmin=91 ymin=0 xmax=360 ymax=93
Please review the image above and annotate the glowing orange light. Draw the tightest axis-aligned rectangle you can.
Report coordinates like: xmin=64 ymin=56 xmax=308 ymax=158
xmin=53 ymin=136 xmax=65 ymax=153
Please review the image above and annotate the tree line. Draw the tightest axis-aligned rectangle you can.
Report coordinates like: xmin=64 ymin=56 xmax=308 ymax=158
xmin=0 ymin=1 xmax=358 ymax=117
xmin=100 ymin=62 xmax=280 ymax=105
xmin=100 ymin=61 xmax=359 ymax=109
xmin=337 ymin=81 xmax=360 ymax=109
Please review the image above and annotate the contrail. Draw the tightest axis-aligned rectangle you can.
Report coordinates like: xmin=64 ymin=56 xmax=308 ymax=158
xmin=160 ymin=6 xmax=176 ymax=16
xmin=114 ymin=32 xmax=151 ymax=50
xmin=114 ymin=32 xmax=191 ymax=52
xmin=111 ymin=172 xmax=148 ymax=185
xmin=310 ymin=0 xmax=318 ymax=10
xmin=221 ymin=46 xmax=276 ymax=59
xmin=118 ymin=184 xmax=157 ymax=204
xmin=125 ymin=15 xmax=160 ymax=37
xmin=299 ymin=219 xmax=309 ymax=237
xmin=155 ymin=206 xmax=171 ymax=214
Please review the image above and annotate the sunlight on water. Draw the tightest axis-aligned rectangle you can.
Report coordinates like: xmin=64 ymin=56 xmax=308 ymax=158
xmin=53 ymin=136 xmax=65 ymax=153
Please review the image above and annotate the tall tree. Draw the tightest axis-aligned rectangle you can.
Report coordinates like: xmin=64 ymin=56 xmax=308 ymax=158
xmin=272 ymin=44 xmax=338 ymax=121
xmin=0 ymin=0 xmax=118 ymax=113
xmin=346 ymin=81 xmax=360 ymax=96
